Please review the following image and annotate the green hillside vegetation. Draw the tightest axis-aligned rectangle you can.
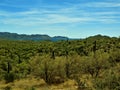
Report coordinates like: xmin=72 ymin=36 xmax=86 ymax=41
xmin=0 ymin=35 xmax=120 ymax=90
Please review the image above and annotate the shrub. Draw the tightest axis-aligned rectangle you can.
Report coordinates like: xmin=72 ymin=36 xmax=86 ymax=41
xmin=80 ymin=50 xmax=110 ymax=77
xmin=4 ymin=72 xmax=15 ymax=83
xmin=93 ymin=70 xmax=120 ymax=90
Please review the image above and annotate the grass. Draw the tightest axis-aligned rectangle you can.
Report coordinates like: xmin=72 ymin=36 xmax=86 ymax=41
xmin=0 ymin=77 xmax=78 ymax=90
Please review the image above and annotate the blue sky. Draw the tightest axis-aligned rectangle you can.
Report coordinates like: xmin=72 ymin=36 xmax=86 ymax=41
xmin=0 ymin=0 xmax=120 ymax=38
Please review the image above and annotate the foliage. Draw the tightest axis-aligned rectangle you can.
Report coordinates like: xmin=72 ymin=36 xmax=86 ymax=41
xmin=0 ymin=35 xmax=120 ymax=89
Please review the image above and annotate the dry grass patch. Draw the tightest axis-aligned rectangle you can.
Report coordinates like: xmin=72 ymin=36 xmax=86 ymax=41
xmin=0 ymin=78 xmax=79 ymax=90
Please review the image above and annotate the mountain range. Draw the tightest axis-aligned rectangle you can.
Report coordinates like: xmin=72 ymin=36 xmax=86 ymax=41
xmin=0 ymin=32 xmax=69 ymax=41
xmin=0 ymin=32 xmax=115 ymax=41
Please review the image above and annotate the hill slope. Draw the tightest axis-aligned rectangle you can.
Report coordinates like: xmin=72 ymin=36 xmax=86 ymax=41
xmin=0 ymin=32 xmax=68 ymax=41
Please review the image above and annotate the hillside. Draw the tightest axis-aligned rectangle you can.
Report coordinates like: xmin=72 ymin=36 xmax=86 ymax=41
xmin=0 ymin=35 xmax=120 ymax=90
xmin=0 ymin=32 xmax=68 ymax=41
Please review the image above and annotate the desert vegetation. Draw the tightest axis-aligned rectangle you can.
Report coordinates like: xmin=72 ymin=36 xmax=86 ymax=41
xmin=0 ymin=35 xmax=120 ymax=90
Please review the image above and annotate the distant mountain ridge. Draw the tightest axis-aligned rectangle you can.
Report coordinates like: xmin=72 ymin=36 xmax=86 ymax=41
xmin=0 ymin=32 xmax=116 ymax=41
xmin=0 ymin=32 xmax=68 ymax=41
xmin=86 ymin=34 xmax=112 ymax=40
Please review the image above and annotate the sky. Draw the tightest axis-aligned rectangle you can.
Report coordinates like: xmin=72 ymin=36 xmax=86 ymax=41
xmin=0 ymin=0 xmax=120 ymax=38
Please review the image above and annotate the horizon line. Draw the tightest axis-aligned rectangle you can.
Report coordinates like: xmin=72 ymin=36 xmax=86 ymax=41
xmin=0 ymin=31 xmax=119 ymax=39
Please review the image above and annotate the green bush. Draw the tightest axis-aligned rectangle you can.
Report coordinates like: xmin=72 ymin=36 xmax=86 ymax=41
xmin=93 ymin=70 xmax=120 ymax=90
xmin=4 ymin=72 xmax=15 ymax=83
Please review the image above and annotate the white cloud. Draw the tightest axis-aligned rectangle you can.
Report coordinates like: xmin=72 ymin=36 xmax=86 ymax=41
xmin=85 ymin=2 xmax=120 ymax=7
xmin=1 ymin=12 xmax=119 ymax=26
xmin=0 ymin=1 xmax=120 ymax=26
